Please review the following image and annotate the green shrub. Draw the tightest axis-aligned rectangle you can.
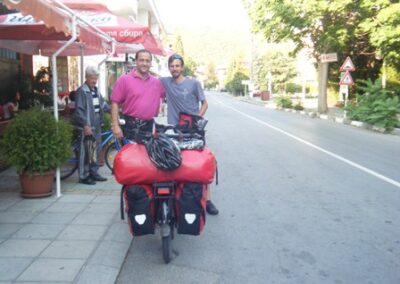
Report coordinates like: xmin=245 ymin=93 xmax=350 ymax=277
xmin=1 ymin=108 xmax=72 ymax=174
xmin=345 ymin=79 xmax=400 ymax=131
xmin=276 ymin=96 xmax=293 ymax=108
xmin=293 ymin=102 xmax=304 ymax=110
xmin=102 ymin=112 xmax=112 ymax=132
xmin=285 ymin=82 xmax=302 ymax=94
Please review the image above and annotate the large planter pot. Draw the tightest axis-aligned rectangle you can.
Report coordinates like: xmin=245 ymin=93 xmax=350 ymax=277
xmin=19 ymin=170 xmax=54 ymax=198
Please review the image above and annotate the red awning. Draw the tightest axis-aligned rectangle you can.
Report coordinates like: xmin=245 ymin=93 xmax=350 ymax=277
xmin=3 ymin=0 xmax=113 ymax=54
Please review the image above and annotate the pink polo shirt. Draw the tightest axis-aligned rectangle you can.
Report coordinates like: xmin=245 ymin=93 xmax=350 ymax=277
xmin=111 ymin=70 xmax=165 ymax=120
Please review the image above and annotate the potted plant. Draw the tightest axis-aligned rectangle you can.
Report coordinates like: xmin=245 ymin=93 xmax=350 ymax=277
xmin=1 ymin=108 xmax=72 ymax=197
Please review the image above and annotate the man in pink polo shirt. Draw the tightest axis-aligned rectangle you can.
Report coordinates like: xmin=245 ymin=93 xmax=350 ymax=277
xmin=111 ymin=49 xmax=164 ymax=140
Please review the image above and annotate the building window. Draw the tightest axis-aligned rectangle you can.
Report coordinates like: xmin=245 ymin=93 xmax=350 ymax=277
xmin=0 ymin=48 xmax=17 ymax=60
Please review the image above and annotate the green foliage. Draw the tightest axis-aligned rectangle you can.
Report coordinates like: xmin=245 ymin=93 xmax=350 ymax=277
xmin=1 ymin=108 xmax=72 ymax=174
xmin=32 ymin=67 xmax=53 ymax=107
xmin=173 ymin=34 xmax=185 ymax=58
xmin=359 ymin=3 xmax=400 ymax=69
xmin=102 ymin=112 xmax=112 ymax=132
xmin=276 ymin=96 xmax=293 ymax=109
xmin=253 ymin=49 xmax=297 ymax=93
xmin=285 ymin=82 xmax=302 ymax=94
xmin=246 ymin=0 xmax=397 ymax=82
xmin=226 ymin=72 xmax=250 ymax=96
xmin=183 ymin=56 xmax=198 ymax=77
xmin=293 ymin=102 xmax=304 ymax=111
xmin=345 ymin=79 xmax=400 ymax=131
xmin=204 ymin=62 xmax=219 ymax=89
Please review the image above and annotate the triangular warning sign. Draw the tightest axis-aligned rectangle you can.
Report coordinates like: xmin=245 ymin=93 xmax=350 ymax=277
xmin=339 ymin=71 xmax=354 ymax=85
xmin=340 ymin=56 xmax=356 ymax=71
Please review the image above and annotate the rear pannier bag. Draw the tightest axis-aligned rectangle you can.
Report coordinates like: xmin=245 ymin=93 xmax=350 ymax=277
xmin=175 ymin=182 xmax=207 ymax=235
xmin=114 ymin=144 xmax=216 ymax=185
xmin=123 ymin=185 xmax=155 ymax=236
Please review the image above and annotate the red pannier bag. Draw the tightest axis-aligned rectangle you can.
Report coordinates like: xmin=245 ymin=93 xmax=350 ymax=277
xmin=122 ymin=184 xmax=155 ymax=236
xmin=175 ymin=182 xmax=207 ymax=235
xmin=114 ymin=143 xmax=216 ymax=185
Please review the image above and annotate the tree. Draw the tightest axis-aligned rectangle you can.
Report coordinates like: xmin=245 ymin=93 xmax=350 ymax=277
xmin=225 ymin=54 xmax=250 ymax=96
xmin=204 ymin=62 xmax=218 ymax=89
xmin=359 ymin=2 xmax=400 ymax=70
xmin=172 ymin=34 xmax=197 ymax=77
xmin=172 ymin=34 xmax=185 ymax=57
xmin=245 ymin=0 xmax=399 ymax=81
xmin=253 ymin=50 xmax=297 ymax=93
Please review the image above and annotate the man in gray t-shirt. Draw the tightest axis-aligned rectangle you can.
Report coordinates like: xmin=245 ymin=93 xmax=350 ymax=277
xmin=160 ymin=76 xmax=206 ymax=125
xmin=160 ymin=54 xmax=218 ymax=216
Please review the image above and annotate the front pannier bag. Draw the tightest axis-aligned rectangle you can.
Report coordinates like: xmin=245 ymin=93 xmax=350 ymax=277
xmin=175 ymin=182 xmax=207 ymax=235
xmin=123 ymin=185 xmax=155 ymax=236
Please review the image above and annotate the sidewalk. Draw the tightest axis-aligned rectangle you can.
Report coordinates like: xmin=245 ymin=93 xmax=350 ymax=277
xmin=0 ymin=165 xmax=131 ymax=283
xmin=240 ymin=96 xmax=400 ymax=136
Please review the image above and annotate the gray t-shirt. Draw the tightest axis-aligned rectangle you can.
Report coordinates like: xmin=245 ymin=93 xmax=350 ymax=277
xmin=160 ymin=77 xmax=205 ymax=125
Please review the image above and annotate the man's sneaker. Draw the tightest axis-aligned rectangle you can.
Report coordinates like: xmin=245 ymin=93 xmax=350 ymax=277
xmin=91 ymin=174 xmax=107 ymax=182
xmin=79 ymin=177 xmax=96 ymax=185
xmin=206 ymin=200 xmax=219 ymax=215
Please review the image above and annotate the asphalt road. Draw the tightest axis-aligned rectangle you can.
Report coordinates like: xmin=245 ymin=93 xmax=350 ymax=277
xmin=117 ymin=91 xmax=400 ymax=284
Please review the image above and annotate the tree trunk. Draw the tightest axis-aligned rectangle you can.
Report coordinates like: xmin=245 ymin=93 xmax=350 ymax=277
xmin=318 ymin=62 xmax=328 ymax=113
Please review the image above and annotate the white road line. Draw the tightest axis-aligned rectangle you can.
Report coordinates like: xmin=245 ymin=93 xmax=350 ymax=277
xmin=215 ymin=98 xmax=400 ymax=189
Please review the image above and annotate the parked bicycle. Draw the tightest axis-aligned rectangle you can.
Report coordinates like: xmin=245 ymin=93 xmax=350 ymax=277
xmin=60 ymin=129 xmax=123 ymax=180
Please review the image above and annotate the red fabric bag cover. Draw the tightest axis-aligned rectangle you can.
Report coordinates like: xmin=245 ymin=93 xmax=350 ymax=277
xmin=114 ymin=143 xmax=216 ymax=185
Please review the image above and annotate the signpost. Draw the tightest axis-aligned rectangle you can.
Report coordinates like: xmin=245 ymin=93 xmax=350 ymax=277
xmin=338 ymin=57 xmax=356 ymax=118
xmin=321 ymin=53 xmax=338 ymax=63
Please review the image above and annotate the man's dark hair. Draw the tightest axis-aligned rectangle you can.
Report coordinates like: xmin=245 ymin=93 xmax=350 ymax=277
xmin=135 ymin=49 xmax=152 ymax=61
xmin=168 ymin=54 xmax=184 ymax=66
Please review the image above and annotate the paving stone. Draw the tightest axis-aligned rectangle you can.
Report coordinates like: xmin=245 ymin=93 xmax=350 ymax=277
xmin=75 ymin=264 xmax=120 ymax=284
xmin=91 ymin=195 xmax=120 ymax=204
xmin=8 ymin=200 xmax=53 ymax=212
xmin=72 ymin=213 xmax=115 ymax=225
xmin=0 ymin=199 xmax=19 ymax=211
xmin=103 ymin=222 xmax=132 ymax=244
xmin=88 ymin=241 xmax=131 ymax=268
xmin=0 ymin=211 xmax=36 ymax=223
xmin=0 ymin=240 xmax=50 ymax=257
xmin=17 ymin=258 xmax=85 ymax=282
xmin=13 ymin=224 xmax=64 ymax=240
xmin=41 ymin=240 xmax=97 ymax=259
xmin=45 ymin=202 xmax=87 ymax=213
xmin=0 ymin=257 xmax=33 ymax=281
xmin=0 ymin=224 xmax=22 ymax=238
xmin=83 ymin=203 xmax=119 ymax=214
xmin=57 ymin=194 xmax=96 ymax=203
xmin=31 ymin=212 xmax=78 ymax=225
xmin=58 ymin=224 xmax=108 ymax=241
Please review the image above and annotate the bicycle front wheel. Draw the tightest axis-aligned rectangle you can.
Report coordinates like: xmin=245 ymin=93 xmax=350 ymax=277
xmin=105 ymin=142 xmax=118 ymax=172
xmin=60 ymin=148 xmax=78 ymax=180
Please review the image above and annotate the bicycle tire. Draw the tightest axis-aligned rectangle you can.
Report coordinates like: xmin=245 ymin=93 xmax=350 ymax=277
xmin=104 ymin=142 xmax=118 ymax=172
xmin=162 ymin=234 xmax=172 ymax=264
xmin=60 ymin=148 xmax=78 ymax=180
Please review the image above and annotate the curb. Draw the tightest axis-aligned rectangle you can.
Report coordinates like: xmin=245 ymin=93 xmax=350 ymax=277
xmin=237 ymin=96 xmax=400 ymax=136
xmin=277 ymin=107 xmax=400 ymax=136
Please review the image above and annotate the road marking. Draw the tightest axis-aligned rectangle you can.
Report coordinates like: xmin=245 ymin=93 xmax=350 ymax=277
xmin=214 ymin=98 xmax=400 ymax=189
